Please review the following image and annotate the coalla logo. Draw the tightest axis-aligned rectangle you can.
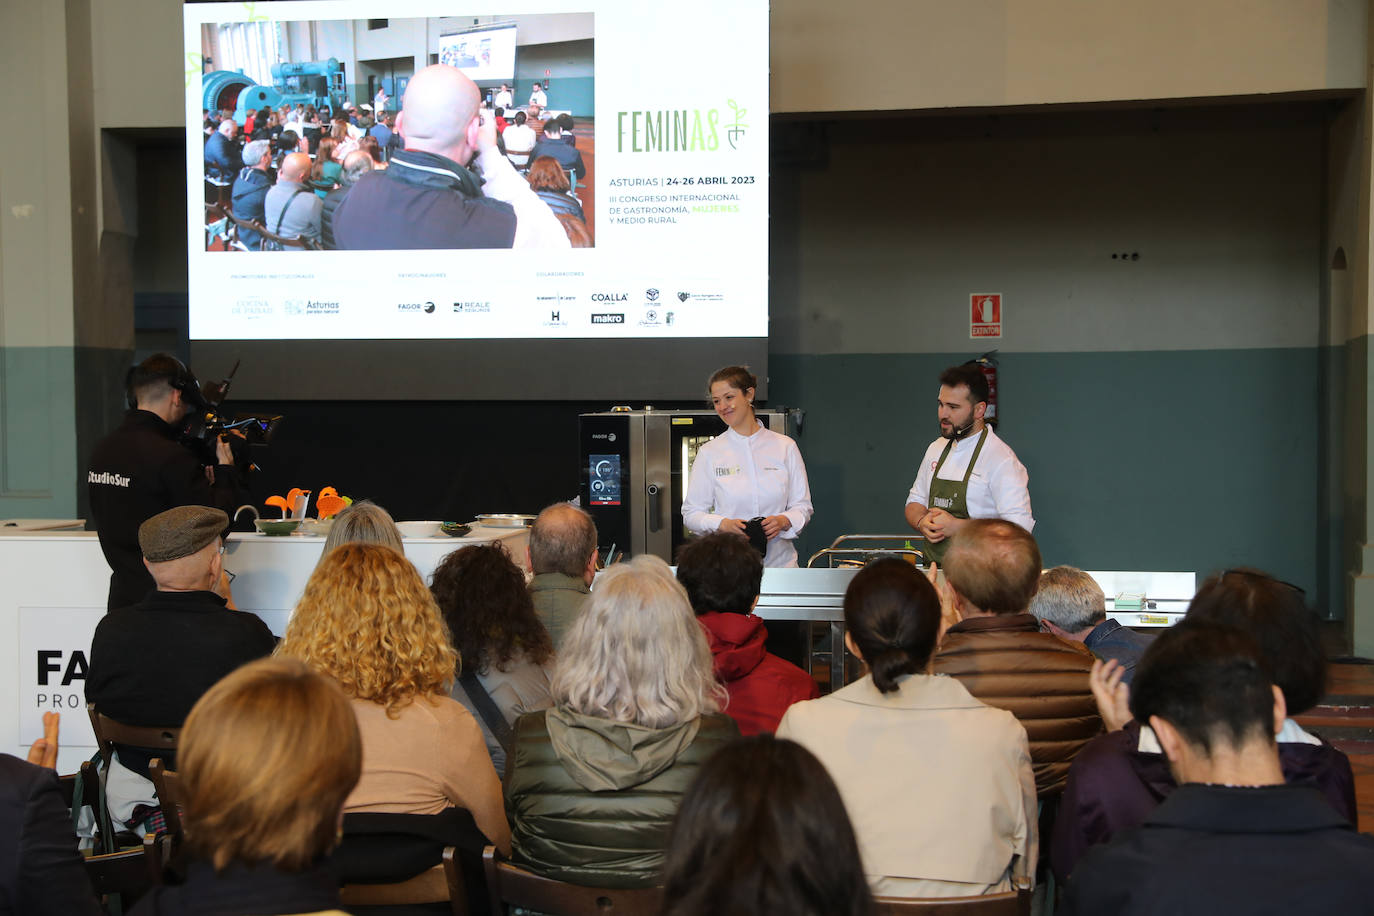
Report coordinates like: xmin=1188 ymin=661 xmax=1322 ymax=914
xmin=590 ymin=293 xmax=627 ymax=302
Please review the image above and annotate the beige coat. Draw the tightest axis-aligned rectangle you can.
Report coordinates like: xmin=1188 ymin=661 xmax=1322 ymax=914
xmin=777 ymin=673 xmax=1037 ymax=898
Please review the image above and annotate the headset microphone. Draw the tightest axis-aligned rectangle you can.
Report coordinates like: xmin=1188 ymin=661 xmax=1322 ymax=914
xmin=946 ymin=416 xmax=977 ymax=441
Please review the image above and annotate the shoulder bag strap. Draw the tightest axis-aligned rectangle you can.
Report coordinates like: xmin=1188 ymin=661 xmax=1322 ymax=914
xmin=274 ymin=188 xmax=309 ymax=235
xmin=457 ymin=671 xmax=515 ymax=755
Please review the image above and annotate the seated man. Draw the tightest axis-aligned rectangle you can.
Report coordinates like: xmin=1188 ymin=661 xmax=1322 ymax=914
xmin=204 ymin=118 xmax=239 ymax=182
xmin=676 ymin=532 xmax=818 ymax=735
xmin=529 ymin=117 xmax=586 ymax=180
xmin=931 ymin=520 xmax=1101 ymax=796
xmin=262 ymin=152 xmax=323 ymax=245
xmin=1051 ymin=567 xmax=1356 ymax=882
xmin=86 ymin=506 xmax=276 ymax=828
xmin=1062 ymin=620 xmax=1374 ymax=915
xmin=1029 ymin=566 xmax=1154 ymax=684
xmin=230 ymin=139 xmax=273 ymax=250
xmin=320 ymin=149 xmax=374 ymax=251
xmin=526 ymin=502 xmax=597 ymax=649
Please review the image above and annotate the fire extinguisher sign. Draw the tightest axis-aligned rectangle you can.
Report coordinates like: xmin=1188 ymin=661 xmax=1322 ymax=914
xmin=970 ymin=294 xmax=1002 ymax=339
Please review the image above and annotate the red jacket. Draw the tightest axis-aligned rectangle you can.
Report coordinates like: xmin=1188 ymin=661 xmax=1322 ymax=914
xmin=698 ymin=612 xmax=819 ymax=736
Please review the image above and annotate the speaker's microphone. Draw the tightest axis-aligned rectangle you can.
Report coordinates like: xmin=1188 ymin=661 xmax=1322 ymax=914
xmin=946 ymin=417 xmax=977 ymax=441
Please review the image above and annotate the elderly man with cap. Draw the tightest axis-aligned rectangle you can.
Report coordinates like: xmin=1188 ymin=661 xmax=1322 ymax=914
xmin=86 ymin=506 xmax=276 ymax=830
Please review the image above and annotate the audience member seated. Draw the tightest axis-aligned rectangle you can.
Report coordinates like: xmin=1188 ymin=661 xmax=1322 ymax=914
xmin=555 ymin=113 xmax=578 ymax=144
xmin=230 ymin=139 xmax=272 ymax=250
xmin=368 ymin=111 xmax=395 ymax=156
xmin=529 ymin=118 xmax=586 ymax=180
xmin=778 ymin=558 xmax=1036 ymax=897
xmin=526 ymin=156 xmax=585 ymax=222
xmin=1 ymin=713 xmax=103 ymax=916
xmin=358 ymin=135 xmax=386 ymax=169
xmin=320 ymin=150 xmax=374 ymax=251
xmin=87 ymin=506 xmax=276 ymax=830
xmin=271 ymin=130 xmax=300 ymax=172
xmin=1061 ymin=620 xmax=1374 ymax=915
xmin=675 ymin=532 xmax=817 ymax=735
xmin=505 ymin=555 xmax=738 ymax=887
xmin=310 ymin=137 xmax=343 ymax=198
xmin=1030 ymin=566 xmax=1154 ymax=684
xmin=502 ymin=110 xmax=536 ymax=168
xmin=261 ymin=153 xmax=323 ymax=246
xmin=330 ymin=114 xmax=359 ymax=161
xmin=320 ymin=499 xmax=405 ymax=556
xmin=204 ymin=119 xmax=239 ymax=182
xmin=526 ymin=502 xmax=598 ymax=648
xmin=930 ymin=519 xmax=1101 ymax=796
xmin=301 ymin=105 xmax=323 ymax=155
xmin=662 ymin=735 xmax=875 ymax=916
xmin=430 ymin=543 xmax=555 ymax=775
xmin=128 ymin=658 xmax=361 ymax=916
xmin=276 ymin=543 xmax=511 ymax=855
xmin=1052 ymin=567 xmax=1356 ymax=882
xmin=332 ymin=65 xmax=568 ymax=250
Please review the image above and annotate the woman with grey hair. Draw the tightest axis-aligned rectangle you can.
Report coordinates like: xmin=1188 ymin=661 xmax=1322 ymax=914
xmin=504 ymin=554 xmax=738 ymax=887
xmin=320 ymin=500 xmax=404 ymax=557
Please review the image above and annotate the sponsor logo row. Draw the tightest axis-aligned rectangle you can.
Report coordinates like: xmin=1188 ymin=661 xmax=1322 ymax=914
xmin=232 ymin=289 xmax=722 ymax=322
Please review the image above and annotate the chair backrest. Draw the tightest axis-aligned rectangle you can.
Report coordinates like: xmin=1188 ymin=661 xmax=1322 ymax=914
xmin=84 ymin=833 xmax=163 ymax=905
xmin=480 ymin=846 xmax=663 ymax=916
xmin=58 ymin=759 xmax=102 ymax=813
xmin=875 ymin=882 xmax=1031 ymax=916
xmin=87 ymin=703 xmax=180 ymax=772
xmin=340 ymin=862 xmax=462 ymax=912
xmin=147 ymin=758 xmax=185 ymax=843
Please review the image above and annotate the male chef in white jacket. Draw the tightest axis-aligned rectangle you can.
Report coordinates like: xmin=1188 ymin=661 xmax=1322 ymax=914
xmin=904 ymin=364 xmax=1034 ymax=565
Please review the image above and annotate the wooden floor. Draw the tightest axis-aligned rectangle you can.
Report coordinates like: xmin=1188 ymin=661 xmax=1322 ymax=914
xmin=1295 ymin=660 xmax=1374 ymax=832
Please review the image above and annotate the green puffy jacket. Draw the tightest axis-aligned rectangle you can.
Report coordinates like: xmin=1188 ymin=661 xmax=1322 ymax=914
xmin=505 ymin=707 xmax=739 ymax=888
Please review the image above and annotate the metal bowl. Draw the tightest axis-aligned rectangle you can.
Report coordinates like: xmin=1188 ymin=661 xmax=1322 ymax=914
xmin=476 ymin=514 xmax=537 ymax=528
xmin=255 ymin=518 xmax=302 ymax=536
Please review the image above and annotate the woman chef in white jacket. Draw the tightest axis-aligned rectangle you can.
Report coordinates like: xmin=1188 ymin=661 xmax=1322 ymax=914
xmin=682 ymin=366 xmax=814 ymax=567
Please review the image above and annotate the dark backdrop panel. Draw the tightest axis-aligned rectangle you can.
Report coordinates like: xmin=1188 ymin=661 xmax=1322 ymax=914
xmin=233 ymin=399 xmax=697 ymax=524
xmin=193 ymin=338 xmax=769 ymax=400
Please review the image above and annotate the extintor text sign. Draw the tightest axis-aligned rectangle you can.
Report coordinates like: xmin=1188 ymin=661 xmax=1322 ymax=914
xmin=971 ymin=293 xmax=1002 ymax=338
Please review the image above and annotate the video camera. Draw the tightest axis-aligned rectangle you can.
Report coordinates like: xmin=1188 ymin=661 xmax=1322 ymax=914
xmin=182 ymin=359 xmax=282 ymax=454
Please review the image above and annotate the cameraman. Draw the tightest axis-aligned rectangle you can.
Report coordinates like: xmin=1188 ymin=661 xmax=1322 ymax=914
xmin=88 ymin=354 xmax=249 ymax=611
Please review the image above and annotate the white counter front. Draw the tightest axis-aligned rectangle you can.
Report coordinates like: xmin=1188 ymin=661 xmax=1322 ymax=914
xmin=1 ymin=525 xmax=528 ymax=773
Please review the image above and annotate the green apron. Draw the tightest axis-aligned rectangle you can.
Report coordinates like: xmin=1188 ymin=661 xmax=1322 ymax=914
xmin=923 ymin=427 xmax=988 ymax=565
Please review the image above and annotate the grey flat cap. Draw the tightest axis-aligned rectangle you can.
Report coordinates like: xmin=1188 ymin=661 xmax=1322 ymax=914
xmin=139 ymin=506 xmax=228 ymax=562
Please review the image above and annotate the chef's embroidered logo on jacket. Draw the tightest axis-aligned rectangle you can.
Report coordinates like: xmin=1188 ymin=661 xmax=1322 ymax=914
xmin=715 ymin=466 xmax=740 ymax=477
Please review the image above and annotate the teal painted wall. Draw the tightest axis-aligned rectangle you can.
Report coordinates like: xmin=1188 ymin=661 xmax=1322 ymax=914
xmin=0 ymin=346 xmax=78 ymax=519
xmin=516 ymin=40 xmax=593 ymax=117
xmin=769 ymin=347 xmax=1333 ymax=613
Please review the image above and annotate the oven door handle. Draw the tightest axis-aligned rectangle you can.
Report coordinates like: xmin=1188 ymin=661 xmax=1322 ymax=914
xmin=646 ymin=482 xmax=663 ymax=532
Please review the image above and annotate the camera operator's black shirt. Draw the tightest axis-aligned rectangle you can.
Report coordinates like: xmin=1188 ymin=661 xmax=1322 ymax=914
xmin=87 ymin=410 xmax=247 ymax=611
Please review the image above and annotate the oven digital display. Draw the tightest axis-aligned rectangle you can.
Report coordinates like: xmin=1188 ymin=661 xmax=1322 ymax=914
xmin=589 ymin=455 xmax=622 ymax=506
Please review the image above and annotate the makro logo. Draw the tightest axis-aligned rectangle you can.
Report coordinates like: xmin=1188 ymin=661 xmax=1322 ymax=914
xmin=590 ymin=292 xmax=627 ymax=302
xmin=645 ymin=288 xmax=660 ymax=302
xmin=591 ymin=313 xmax=625 ymax=324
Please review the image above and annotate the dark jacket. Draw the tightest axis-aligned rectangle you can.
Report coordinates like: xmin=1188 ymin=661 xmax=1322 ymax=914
xmin=698 ymin=612 xmax=818 ymax=736
xmin=230 ymin=166 xmax=271 ymax=249
xmin=506 ymin=708 xmax=738 ymax=888
xmin=1061 ymin=784 xmax=1374 ymax=916
xmin=1081 ymin=618 xmax=1154 ymax=685
xmin=0 ymin=755 xmax=103 ymax=916
xmin=128 ymin=859 xmax=343 ymax=916
xmin=528 ymin=138 xmax=586 ymax=179
xmin=204 ymin=131 xmax=238 ymax=181
xmin=332 ymin=149 xmax=516 ymax=250
xmin=1051 ymin=718 xmax=1357 ymax=882
xmin=87 ymin=410 xmax=248 ymax=610
xmin=86 ymin=590 xmax=276 ymax=776
xmin=931 ymin=613 xmax=1101 ymax=796
xmin=319 ymin=185 xmax=351 ymax=251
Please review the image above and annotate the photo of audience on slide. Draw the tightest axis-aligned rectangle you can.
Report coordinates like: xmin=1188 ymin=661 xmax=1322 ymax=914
xmin=199 ymin=13 xmax=595 ymax=251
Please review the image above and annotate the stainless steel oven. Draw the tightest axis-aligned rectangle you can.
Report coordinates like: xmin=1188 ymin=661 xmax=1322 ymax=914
xmin=579 ymin=407 xmax=797 ymax=562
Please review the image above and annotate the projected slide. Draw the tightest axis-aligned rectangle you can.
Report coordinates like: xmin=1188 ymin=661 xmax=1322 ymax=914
xmin=440 ymin=25 xmax=517 ymax=81
xmin=185 ymin=0 xmax=768 ymax=342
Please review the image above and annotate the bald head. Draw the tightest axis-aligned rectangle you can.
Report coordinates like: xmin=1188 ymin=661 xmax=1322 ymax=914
xmin=279 ymin=152 xmax=312 ymax=182
xmin=943 ymin=519 xmax=1042 ymax=615
xmin=398 ymin=64 xmax=482 ymax=162
xmin=145 ymin=539 xmax=221 ymax=592
xmin=529 ymin=503 xmax=598 ymax=580
xmin=218 ymin=119 xmax=237 ymax=138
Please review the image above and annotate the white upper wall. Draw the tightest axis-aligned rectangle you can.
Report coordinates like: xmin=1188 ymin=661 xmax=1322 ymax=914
xmin=89 ymin=0 xmax=1369 ymax=128
xmin=771 ymin=0 xmax=1366 ymax=113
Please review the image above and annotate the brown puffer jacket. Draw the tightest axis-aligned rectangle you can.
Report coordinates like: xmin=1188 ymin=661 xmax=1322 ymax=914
xmin=932 ymin=613 xmax=1102 ymax=797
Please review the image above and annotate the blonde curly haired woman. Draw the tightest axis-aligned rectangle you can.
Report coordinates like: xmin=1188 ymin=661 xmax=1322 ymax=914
xmin=277 ymin=542 xmax=511 ymax=855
